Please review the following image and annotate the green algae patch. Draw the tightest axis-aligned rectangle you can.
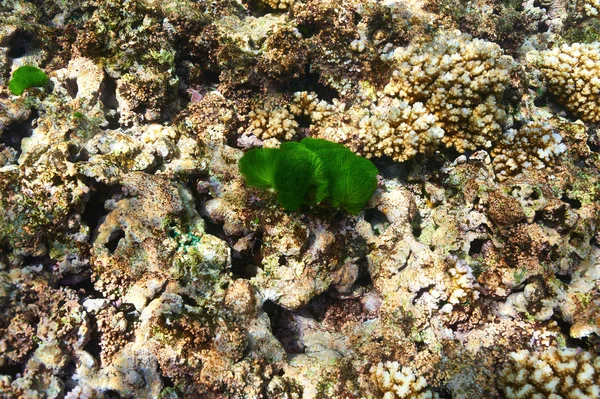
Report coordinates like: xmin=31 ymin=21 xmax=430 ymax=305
xmin=9 ymin=66 xmax=49 ymax=95
xmin=239 ymin=138 xmax=378 ymax=214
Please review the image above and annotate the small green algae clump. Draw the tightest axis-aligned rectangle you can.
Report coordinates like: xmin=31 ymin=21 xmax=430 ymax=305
xmin=239 ymin=138 xmax=378 ymax=214
xmin=8 ymin=65 xmax=49 ymax=95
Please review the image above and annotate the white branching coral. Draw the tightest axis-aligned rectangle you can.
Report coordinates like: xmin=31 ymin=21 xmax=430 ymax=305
xmin=383 ymin=30 xmax=512 ymax=153
xmin=371 ymin=361 xmax=438 ymax=399
xmin=445 ymin=256 xmax=481 ymax=307
xmin=498 ymin=347 xmax=600 ymax=399
xmin=290 ymin=91 xmax=335 ymax=124
xmin=584 ymin=0 xmax=600 ymax=16
xmin=245 ymin=105 xmax=298 ymax=141
xmin=358 ymin=97 xmax=444 ymax=162
xmin=491 ymin=120 xmax=567 ymax=181
xmin=539 ymin=43 xmax=600 ymax=123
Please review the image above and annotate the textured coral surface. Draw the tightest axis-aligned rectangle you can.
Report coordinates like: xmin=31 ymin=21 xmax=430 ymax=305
xmin=0 ymin=0 xmax=599 ymax=398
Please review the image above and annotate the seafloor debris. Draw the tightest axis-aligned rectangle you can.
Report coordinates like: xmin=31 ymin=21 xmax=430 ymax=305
xmin=0 ymin=0 xmax=599 ymax=398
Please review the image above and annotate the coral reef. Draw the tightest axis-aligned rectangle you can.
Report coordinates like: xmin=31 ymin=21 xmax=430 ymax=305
xmin=0 ymin=0 xmax=599 ymax=397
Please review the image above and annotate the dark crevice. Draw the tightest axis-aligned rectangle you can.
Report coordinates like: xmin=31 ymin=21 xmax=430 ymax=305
xmin=551 ymin=313 xmax=589 ymax=349
xmin=231 ymin=233 xmax=261 ymax=279
xmin=82 ymin=316 xmax=101 ymax=361
xmin=22 ymin=255 xmax=55 ymax=273
xmin=263 ymin=300 xmax=306 ymax=354
xmin=295 ymin=113 xmax=311 ymax=129
xmin=364 ymin=208 xmax=389 ymax=236
xmin=202 ymin=69 xmax=221 ymax=86
xmin=59 ymin=273 xmax=103 ymax=298
xmin=100 ymin=73 xmax=118 ymax=109
xmin=65 ymin=77 xmax=79 ymax=98
xmin=354 ymin=261 xmax=373 ymax=288
xmin=81 ymin=181 xmax=122 ymax=236
xmin=158 ymin=360 xmax=175 ymax=388
xmin=7 ymin=31 xmax=35 ymax=58
xmin=180 ymin=294 xmax=199 ymax=307
xmin=103 ymin=390 xmax=123 ymax=399
xmin=289 ymin=67 xmax=339 ymax=102
xmin=104 ymin=229 xmax=125 ymax=253
xmin=0 ymin=364 xmax=22 ymax=379
xmin=469 ymin=238 xmax=487 ymax=257
xmin=412 ymin=284 xmax=435 ymax=304
xmin=561 ymin=195 xmax=582 ymax=210
xmin=555 ymin=270 xmax=572 ymax=284
xmin=0 ymin=110 xmax=37 ymax=157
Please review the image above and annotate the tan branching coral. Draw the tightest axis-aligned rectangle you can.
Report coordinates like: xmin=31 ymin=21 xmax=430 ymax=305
xmin=383 ymin=31 xmax=512 ymax=153
xmin=371 ymin=361 xmax=438 ymax=399
xmin=290 ymin=91 xmax=335 ymax=124
xmin=491 ymin=120 xmax=567 ymax=181
xmin=445 ymin=255 xmax=481 ymax=307
xmin=498 ymin=347 xmax=600 ymax=398
xmin=358 ymin=97 xmax=444 ymax=162
xmin=246 ymin=105 xmax=298 ymax=142
xmin=539 ymin=43 xmax=600 ymax=123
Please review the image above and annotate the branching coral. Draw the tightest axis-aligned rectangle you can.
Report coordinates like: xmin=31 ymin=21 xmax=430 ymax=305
xmin=539 ymin=42 xmax=600 ymax=123
xmin=371 ymin=361 xmax=438 ymax=399
xmin=246 ymin=104 xmax=299 ymax=142
xmin=383 ymin=30 xmax=512 ymax=153
xmin=357 ymin=97 xmax=444 ymax=162
xmin=491 ymin=120 xmax=567 ymax=181
xmin=584 ymin=0 xmax=600 ymax=16
xmin=498 ymin=347 xmax=600 ymax=398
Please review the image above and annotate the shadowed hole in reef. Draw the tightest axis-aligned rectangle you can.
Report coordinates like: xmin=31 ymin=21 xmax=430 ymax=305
xmin=0 ymin=110 xmax=37 ymax=157
xmin=156 ymin=362 xmax=175 ymax=388
xmin=551 ymin=313 xmax=589 ymax=349
xmin=290 ymin=68 xmax=340 ymax=102
xmin=82 ymin=314 xmax=101 ymax=361
xmin=103 ymin=390 xmax=123 ymax=399
xmin=100 ymin=73 xmax=118 ymax=109
xmin=364 ymin=208 xmax=389 ymax=236
xmin=0 ymin=364 xmax=22 ymax=379
xmin=231 ymin=232 xmax=262 ymax=279
xmin=22 ymin=255 xmax=54 ymax=273
xmin=469 ymin=238 xmax=487 ymax=257
xmin=59 ymin=273 xmax=103 ymax=298
xmin=65 ymin=77 xmax=78 ymax=98
xmin=81 ymin=181 xmax=123 ymax=236
xmin=8 ymin=30 xmax=35 ymax=58
xmin=263 ymin=300 xmax=306 ymax=354
xmin=104 ymin=229 xmax=125 ymax=253
xmin=561 ymin=195 xmax=582 ymax=210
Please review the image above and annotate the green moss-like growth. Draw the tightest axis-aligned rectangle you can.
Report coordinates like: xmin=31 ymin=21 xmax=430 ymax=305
xmin=239 ymin=138 xmax=378 ymax=214
xmin=8 ymin=66 xmax=49 ymax=95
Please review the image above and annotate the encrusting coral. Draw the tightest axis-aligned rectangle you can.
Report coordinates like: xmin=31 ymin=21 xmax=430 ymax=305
xmin=539 ymin=42 xmax=600 ymax=123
